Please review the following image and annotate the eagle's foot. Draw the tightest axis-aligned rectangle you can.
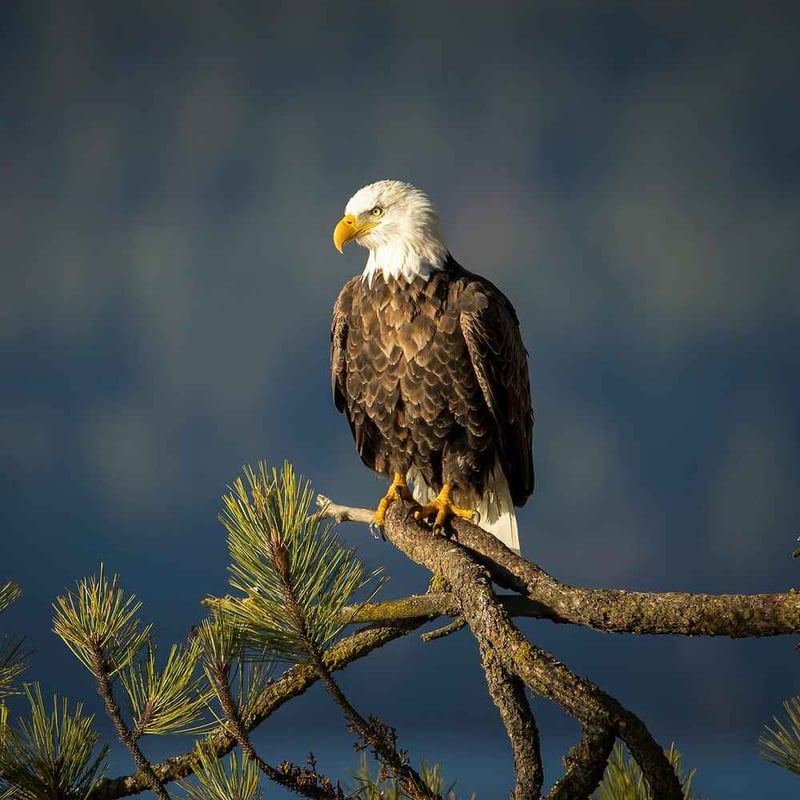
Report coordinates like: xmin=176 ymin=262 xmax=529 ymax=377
xmin=373 ymin=473 xmax=414 ymax=529
xmin=414 ymin=483 xmax=477 ymax=534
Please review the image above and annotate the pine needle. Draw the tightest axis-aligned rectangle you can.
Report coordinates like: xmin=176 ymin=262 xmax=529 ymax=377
xmin=594 ymin=743 xmax=705 ymax=800
xmin=119 ymin=640 xmax=214 ymax=737
xmin=178 ymin=741 xmax=262 ymax=800
xmin=760 ymin=696 xmax=800 ymax=776
xmin=217 ymin=462 xmax=383 ymax=663
xmin=0 ymin=582 xmax=21 ymax=616
xmin=0 ymin=683 xmax=108 ymax=800
xmin=348 ymin=754 xmax=472 ymax=800
xmin=52 ymin=565 xmax=152 ymax=677
xmin=0 ymin=581 xmax=26 ymax=698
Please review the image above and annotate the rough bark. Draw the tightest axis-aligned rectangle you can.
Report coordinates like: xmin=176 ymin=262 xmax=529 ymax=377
xmin=322 ymin=496 xmax=800 ymax=638
xmin=380 ymin=500 xmax=684 ymax=800
xmin=479 ymin=645 xmax=543 ymax=799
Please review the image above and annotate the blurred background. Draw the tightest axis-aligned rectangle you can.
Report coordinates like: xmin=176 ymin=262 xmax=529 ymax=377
xmin=1 ymin=0 xmax=799 ymax=796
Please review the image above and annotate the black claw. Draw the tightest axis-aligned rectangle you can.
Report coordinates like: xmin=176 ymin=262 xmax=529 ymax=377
xmin=473 ymin=510 xmax=481 ymax=525
xmin=368 ymin=522 xmax=383 ymax=540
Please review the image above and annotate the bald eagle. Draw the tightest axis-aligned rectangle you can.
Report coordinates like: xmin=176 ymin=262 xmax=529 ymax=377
xmin=331 ymin=180 xmax=533 ymax=552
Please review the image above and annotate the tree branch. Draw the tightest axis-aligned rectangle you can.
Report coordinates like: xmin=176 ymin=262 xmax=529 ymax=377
xmin=207 ymin=662 xmax=343 ymax=800
xmin=340 ymin=593 xmax=566 ymax=626
xmin=380 ymin=500 xmax=684 ymax=800
xmin=89 ymin=644 xmax=171 ymax=800
xmin=478 ymin=643 xmax=543 ymax=799
xmin=546 ymin=723 xmax=616 ymax=800
xmin=320 ymin=496 xmax=800 ymax=639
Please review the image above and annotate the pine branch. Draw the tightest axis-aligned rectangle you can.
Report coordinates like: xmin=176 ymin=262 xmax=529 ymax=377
xmin=206 ymin=661 xmax=344 ymax=799
xmin=217 ymin=464 xmax=439 ymax=800
xmin=87 ymin=620 xmax=426 ymax=799
xmin=310 ymin=654 xmax=440 ymax=800
xmin=0 ymin=684 xmax=109 ymax=800
xmin=52 ymin=566 xmax=151 ymax=677
xmin=90 ymin=641 xmax=172 ymax=800
xmin=120 ymin=640 xmax=212 ymax=738
xmin=420 ymin=618 xmax=466 ymax=642
xmin=336 ymin=593 xmax=558 ymax=626
xmin=51 ymin=567 xmax=169 ymax=798
xmin=219 ymin=464 xmax=382 ymax=662
xmin=760 ymin=696 xmax=800 ymax=776
xmin=195 ymin=616 xmax=344 ymax=800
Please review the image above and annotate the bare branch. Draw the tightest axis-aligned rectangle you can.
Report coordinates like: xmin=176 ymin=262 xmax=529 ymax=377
xmin=420 ymin=618 xmax=466 ymax=642
xmin=449 ymin=515 xmax=800 ymax=638
xmin=339 ymin=593 xmax=554 ymax=625
xmin=320 ymin=496 xmax=800 ymax=639
xmin=316 ymin=496 xmax=373 ymax=525
xmin=478 ymin=643 xmax=543 ymax=799
xmin=546 ymin=724 xmax=616 ymax=800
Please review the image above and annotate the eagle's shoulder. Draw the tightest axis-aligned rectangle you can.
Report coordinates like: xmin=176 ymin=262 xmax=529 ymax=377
xmin=444 ymin=254 xmax=520 ymax=324
xmin=333 ymin=274 xmax=361 ymax=316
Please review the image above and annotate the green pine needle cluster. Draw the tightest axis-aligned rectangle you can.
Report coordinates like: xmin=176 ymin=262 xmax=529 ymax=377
xmin=0 ymin=581 xmax=26 ymax=699
xmin=0 ymin=583 xmax=21 ymax=617
xmin=594 ymin=743 xmax=705 ymax=800
xmin=349 ymin=755 xmax=472 ymax=800
xmin=217 ymin=462 xmax=382 ymax=663
xmin=120 ymin=640 xmax=213 ymax=737
xmin=0 ymin=683 xmax=108 ymax=800
xmin=178 ymin=742 xmax=262 ymax=800
xmin=760 ymin=696 xmax=800 ymax=776
xmin=52 ymin=565 xmax=152 ymax=676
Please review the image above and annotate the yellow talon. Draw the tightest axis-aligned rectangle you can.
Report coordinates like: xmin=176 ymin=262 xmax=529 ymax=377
xmin=373 ymin=473 xmax=414 ymax=528
xmin=414 ymin=483 xmax=477 ymax=532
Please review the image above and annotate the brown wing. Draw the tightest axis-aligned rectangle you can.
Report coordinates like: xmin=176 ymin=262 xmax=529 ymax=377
xmin=330 ymin=277 xmax=380 ymax=469
xmin=330 ymin=277 xmax=355 ymax=414
xmin=459 ymin=273 xmax=534 ymax=506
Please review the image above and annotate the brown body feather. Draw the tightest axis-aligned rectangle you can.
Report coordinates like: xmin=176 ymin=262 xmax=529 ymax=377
xmin=331 ymin=254 xmax=534 ymax=511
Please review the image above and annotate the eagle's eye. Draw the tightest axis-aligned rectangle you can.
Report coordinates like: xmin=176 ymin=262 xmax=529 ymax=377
xmin=369 ymin=206 xmax=384 ymax=218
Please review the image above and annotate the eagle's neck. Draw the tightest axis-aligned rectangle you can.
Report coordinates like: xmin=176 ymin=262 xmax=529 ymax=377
xmin=362 ymin=237 xmax=448 ymax=287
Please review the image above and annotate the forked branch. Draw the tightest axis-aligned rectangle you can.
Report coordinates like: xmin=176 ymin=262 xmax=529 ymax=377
xmin=361 ymin=499 xmax=684 ymax=799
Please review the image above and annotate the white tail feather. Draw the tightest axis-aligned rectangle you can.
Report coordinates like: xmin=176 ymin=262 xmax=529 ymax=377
xmin=407 ymin=460 xmax=520 ymax=554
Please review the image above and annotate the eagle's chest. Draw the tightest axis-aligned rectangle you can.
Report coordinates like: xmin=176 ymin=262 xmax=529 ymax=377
xmin=345 ymin=279 xmax=472 ymax=421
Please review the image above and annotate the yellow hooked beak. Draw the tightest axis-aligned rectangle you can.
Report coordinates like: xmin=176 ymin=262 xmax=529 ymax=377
xmin=333 ymin=214 xmax=377 ymax=253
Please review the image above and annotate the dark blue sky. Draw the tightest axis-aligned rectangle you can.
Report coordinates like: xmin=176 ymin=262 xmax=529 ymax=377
xmin=1 ymin=1 xmax=799 ymax=796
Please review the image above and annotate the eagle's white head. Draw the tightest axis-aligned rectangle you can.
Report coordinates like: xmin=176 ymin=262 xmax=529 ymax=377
xmin=333 ymin=180 xmax=449 ymax=285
